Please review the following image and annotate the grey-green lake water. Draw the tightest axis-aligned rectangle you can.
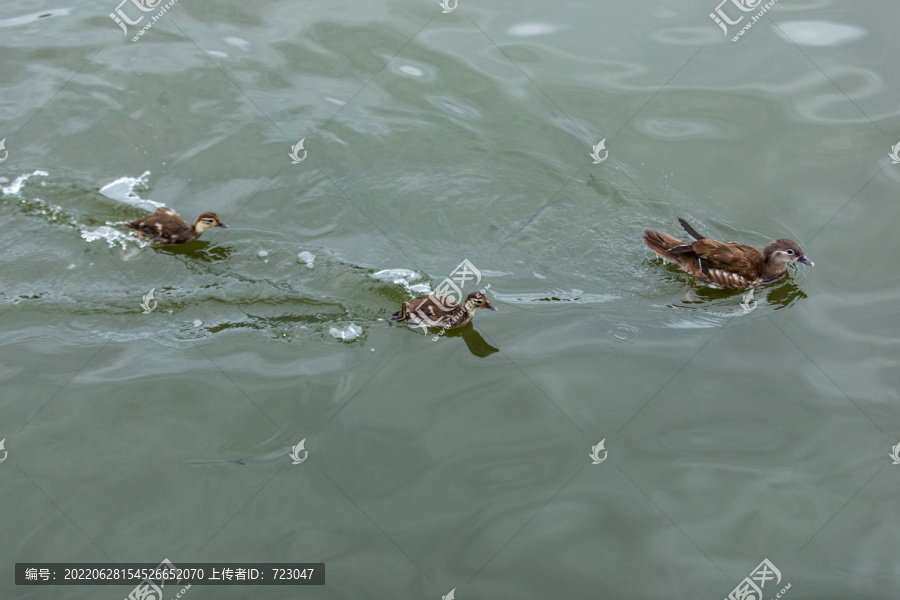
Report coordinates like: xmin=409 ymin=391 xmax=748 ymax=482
xmin=2 ymin=0 xmax=899 ymax=598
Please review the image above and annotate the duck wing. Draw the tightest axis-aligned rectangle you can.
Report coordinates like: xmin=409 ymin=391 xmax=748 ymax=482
xmin=126 ymin=208 xmax=193 ymax=244
xmin=689 ymin=240 xmax=764 ymax=288
xmin=396 ymin=295 xmax=463 ymax=326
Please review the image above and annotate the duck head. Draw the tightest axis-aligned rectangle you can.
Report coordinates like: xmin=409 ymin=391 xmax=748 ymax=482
xmin=764 ymin=239 xmax=814 ymax=267
xmin=464 ymin=291 xmax=498 ymax=313
xmin=193 ymin=211 xmax=228 ymax=233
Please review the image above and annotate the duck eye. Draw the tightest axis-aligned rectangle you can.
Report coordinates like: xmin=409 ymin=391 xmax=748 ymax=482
xmin=786 ymin=249 xmax=794 ymax=255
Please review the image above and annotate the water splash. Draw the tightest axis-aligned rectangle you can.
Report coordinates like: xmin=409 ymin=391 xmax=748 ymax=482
xmin=329 ymin=323 xmax=362 ymax=342
xmin=99 ymin=171 xmax=163 ymax=211
xmin=297 ymin=251 xmax=315 ymax=269
xmin=2 ymin=170 xmax=48 ymax=196
xmin=80 ymin=224 xmax=148 ymax=249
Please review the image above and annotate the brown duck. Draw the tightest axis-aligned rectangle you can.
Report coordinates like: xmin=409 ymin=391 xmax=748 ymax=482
xmin=643 ymin=218 xmax=813 ymax=289
xmin=391 ymin=291 xmax=498 ymax=329
xmin=126 ymin=208 xmax=227 ymax=244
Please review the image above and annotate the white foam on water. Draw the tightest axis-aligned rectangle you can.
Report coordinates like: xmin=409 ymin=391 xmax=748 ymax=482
xmin=329 ymin=323 xmax=362 ymax=342
xmin=2 ymin=170 xmax=48 ymax=196
xmin=17 ymin=195 xmax=65 ymax=221
xmin=297 ymin=251 xmax=315 ymax=269
xmin=371 ymin=268 xmax=419 ymax=281
xmin=80 ymin=225 xmax=148 ymax=250
xmin=371 ymin=268 xmax=431 ymax=295
xmin=99 ymin=171 xmax=164 ymax=211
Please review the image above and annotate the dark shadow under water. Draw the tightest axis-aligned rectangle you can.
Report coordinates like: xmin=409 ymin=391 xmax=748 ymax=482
xmin=441 ymin=323 xmax=500 ymax=358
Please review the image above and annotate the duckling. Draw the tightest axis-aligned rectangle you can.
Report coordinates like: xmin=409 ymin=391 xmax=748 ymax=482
xmin=126 ymin=208 xmax=227 ymax=244
xmin=391 ymin=291 xmax=498 ymax=329
xmin=643 ymin=218 xmax=813 ymax=289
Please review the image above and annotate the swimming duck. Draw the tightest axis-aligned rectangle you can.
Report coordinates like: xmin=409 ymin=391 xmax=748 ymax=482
xmin=125 ymin=208 xmax=227 ymax=244
xmin=391 ymin=291 xmax=498 ymax=329
xmin=643 ymin=218 xmax=813 ymax=289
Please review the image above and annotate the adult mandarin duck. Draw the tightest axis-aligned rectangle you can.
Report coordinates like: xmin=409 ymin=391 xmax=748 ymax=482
xmin=643 ymin=218 xmax=813 ymax=289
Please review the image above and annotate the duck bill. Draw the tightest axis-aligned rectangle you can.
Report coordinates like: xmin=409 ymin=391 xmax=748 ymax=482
xmin=486 ymin=305 xmax=498 ymax=311
xmin=797 ymin=255 xmax=814 ymax=266
xmin=218 ymin=223 xmax=229 ymax=228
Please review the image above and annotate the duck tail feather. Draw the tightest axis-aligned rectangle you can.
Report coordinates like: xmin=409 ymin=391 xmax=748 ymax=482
xmin=678 ymin=218 xmax=706 ymax=241
xmin=643 ymin=230 xmax=689 ymax=261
